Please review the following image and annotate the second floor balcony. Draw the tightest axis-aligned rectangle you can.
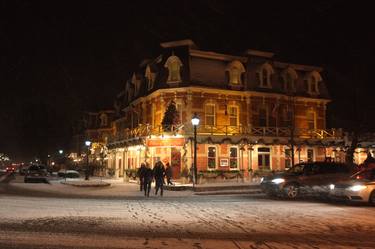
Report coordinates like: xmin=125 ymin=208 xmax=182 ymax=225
xmin=108 ymin=123 xmax=343 ymax=144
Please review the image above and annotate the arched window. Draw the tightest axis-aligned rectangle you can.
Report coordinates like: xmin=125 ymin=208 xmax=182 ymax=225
xmin=99 ymin=113 xmax=108 ymax=127
xmin=306 ymin=71 xmax=321 ymax=95
xmin=282 ymin=67 xmax=298 ymax=93
xmin=258 ymin=63 xmax=274 ymax=88
xmin=145 ymin=65 xmax=156 ymax=90
xmin=132 ymin=73 xmax=141 ymax=96
xmin=226 ymin=60 xmax=245 ymax=85
xmin=164 ymin=55 xmax=183 ymax=83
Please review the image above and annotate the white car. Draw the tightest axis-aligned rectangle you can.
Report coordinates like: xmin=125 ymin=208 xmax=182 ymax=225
xmin=330 ymin=169 xmax=375 ymax=205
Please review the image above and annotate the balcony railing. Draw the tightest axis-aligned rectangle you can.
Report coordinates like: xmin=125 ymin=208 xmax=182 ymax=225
xmin=108 ymin=124 xmax=343 ymax=144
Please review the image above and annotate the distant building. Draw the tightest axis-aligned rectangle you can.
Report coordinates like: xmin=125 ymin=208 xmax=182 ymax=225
xmin=105 ymin=40 xmax=344 ymax=178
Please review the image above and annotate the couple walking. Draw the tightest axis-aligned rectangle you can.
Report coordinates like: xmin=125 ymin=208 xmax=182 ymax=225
xmin=138 ymin=161 xmax=173 ymax=197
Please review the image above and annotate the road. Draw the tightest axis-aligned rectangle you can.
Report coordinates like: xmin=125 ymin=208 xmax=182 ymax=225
xmin=1 ymin=174 xmax=375 ymax=249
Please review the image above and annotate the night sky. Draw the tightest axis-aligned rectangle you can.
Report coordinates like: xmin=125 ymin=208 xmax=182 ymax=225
xmin=1 ymin=0 xmax=374 ymax=161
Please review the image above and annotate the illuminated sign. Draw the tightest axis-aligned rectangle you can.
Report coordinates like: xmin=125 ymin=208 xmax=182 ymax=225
xmin=147 ymin=138 xmax=185 ymax=147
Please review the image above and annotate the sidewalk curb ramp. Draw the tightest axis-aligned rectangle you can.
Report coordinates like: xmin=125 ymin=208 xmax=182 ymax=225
xmin=61 ymin=181 xmax=111 ymax=187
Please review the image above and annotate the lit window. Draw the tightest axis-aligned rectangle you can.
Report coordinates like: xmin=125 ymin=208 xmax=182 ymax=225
xmin=226 ymin=60 xmax=245 ymax=85
xmin=229 ymin=147 xmax=238 ymax=169
xmin=228 ymin=106 xmax=239 ymax=126
xmin=207 ymin=146 xmax=217 ymax=169
xmin=164 ymin=55 xmax=183 ymax=83
xmin=176 ymin=103 xmax=183 ymax=124
xmin=285 ymin=149 xmax=292 ymax=169
xmin=307 ymin=149 xmax=314 ymax=162
xmin=306 ymin=111 xmax=316 ymax=130
xmin=258 ymin=147 xmax=271 ymax=170
xmin=205 ymin=104 xmax=216 ymax=126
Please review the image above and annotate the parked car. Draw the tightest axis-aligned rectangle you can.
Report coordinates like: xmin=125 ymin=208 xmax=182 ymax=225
xmin=24 ymin=165 xmax=48 ymax=183
xmin=260 ymin=162 xmax=356 ymax=199
xmin=57 ymin=170 xmax=80 ymax=178
xmin=330 ymin=169 xmax=375 ymax=205
xmin=6 ymin=165 xmax=16 ymax=173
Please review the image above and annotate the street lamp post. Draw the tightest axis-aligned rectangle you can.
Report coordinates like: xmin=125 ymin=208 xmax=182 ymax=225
xmin=85 ymin=140 xmax=91 ymax=180
xmin=191 ymin=113 xmax=200 ymax=186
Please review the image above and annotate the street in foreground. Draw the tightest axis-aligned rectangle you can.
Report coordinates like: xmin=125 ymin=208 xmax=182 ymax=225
xmin=1 ymin=176 xmax=375 ymax=248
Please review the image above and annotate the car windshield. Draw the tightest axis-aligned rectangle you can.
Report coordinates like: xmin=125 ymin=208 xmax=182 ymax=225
xmin=287 ymin=164 xmax=305 ymax=174
xmin=351 ymin=169 xmax=375 ymax=181
xmin=29 ymin=165 xmax=40 ymax=171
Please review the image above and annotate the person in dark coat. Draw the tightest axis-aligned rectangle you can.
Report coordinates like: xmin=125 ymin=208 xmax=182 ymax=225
xmin=153 ymin=161 xmax=165 ymax=196
xmin=143 ymin=163 xmax=153 ymax=197
xmin=138 ymin=163 xmax=146 ymax=191
xmin=165 ymin=162 xmax=173 ymax=185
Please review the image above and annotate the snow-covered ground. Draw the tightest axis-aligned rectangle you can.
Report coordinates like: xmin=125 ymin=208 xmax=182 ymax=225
xmin=0 ymin=192 xmax=375 ymax=249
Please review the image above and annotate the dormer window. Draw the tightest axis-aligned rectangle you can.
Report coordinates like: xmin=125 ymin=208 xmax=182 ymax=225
xmin=282 ymin=67 xmax=298 ymax=93
xmin=306 ymin=71 xmax=322 ymax=95
xmin=145 ymin=65 xmax=156 ymax=90
xmin=132 ymin=73 xmax=141 ymax=97
xmin=226 ymin=60 xmax=245 ymax=85
xmin=99 ymin=113 xmax=108 ymax=127
xmin=257 ymin=63 xmax=274 ymax=88
xmin=125 ymin=81 xmax=133 ymax=103
xmin=164 ymin=55 xmax=183 ymax=83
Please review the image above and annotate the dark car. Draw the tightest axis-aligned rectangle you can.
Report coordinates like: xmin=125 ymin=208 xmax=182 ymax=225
xmin=260 ymin=162 xmax=356 ymax=199
xmin=6 ymin=165 xmax=16 ymax=173
xmin=24 ymin=165 xmax=48 ymax=183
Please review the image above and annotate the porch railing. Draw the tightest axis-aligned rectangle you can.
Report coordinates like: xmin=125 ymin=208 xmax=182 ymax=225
xmin=108 ymin=124 xmax=342 ymax=143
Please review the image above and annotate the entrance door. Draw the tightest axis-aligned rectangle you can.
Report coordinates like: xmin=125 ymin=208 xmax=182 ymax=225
xmin=171 ymin=147 xmax=181 ymax=179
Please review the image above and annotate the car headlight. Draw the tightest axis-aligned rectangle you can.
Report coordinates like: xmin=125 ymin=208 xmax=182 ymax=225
xmin=271 ymin=178 xmax=285 ymax=184
xmin=329 ymin=184 xmax=335 ymax=190
xmin=347 ymin=185 xmax=367 ymax=192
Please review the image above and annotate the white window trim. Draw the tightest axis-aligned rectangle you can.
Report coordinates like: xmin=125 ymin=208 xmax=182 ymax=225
xmin=228 ymin=105 xmax=239 ymax=126
xmin=207 ymin=145 xmax=217 ymax=170
xmin=257 ymin=146 xmax=272 ymax=170
xmin=260 ymin=69 xmax=272 ymax=88
xmin=229 ymin=146 xmax=239 ymax=170
xmin=205 ymin=103 xmax=216 ymax=127
xmin=308 ymin=76 xmax=320 ymax=95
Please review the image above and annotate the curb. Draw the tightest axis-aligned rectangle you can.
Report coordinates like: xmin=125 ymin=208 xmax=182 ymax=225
xmin=60 ymin=181 xmax=111 ymax=187
xmin=165 ymin=184 xmax=261 ymax=192
xmin=194 ymin=190 xmax=263 ymax=196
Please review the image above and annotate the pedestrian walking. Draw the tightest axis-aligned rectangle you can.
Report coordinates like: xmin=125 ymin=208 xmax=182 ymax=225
xmin=143 ymin=163 xmax=153 ymax=197
xmin=165 ymin=162 xmax=173 ymax=185
xmin=153 ymin=161 xmax=165 ymax=196
xmin=137 ymin=163 xmax=146 ymax=191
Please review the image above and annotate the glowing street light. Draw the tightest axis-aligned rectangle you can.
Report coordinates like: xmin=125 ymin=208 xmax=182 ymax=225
xmin=191 ymin=113 xmax=200 ymax=186
xmin=59 ymin=150 xmax=63 ymax=155
xmin=85 ymin=140 xmax=91 ymax=180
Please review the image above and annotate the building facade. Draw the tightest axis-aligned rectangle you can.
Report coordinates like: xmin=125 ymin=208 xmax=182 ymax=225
xmin=106 ymin=40 xmax=344 ymax=178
